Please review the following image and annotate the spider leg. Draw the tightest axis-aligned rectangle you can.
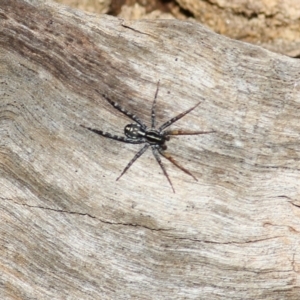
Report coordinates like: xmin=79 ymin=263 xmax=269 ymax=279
xmin=151 ymin=80 xmax=160 ymax=129
xmin=81 ymin=125 xmax=145 ymax=144
xmin=116 ymin=144 xmax=150 ymax=181
xmin=159 ymin=101 xmax=202 ymax=131
xmin=164 ymin=129 xmax=215 ymax=136
xmin=158 ymin=148 xmax=198 ymax=181
xmin=95 ymin=89 xmax=146 ymax=129
xmin=152 ymin=146 xmax=175 ymax=193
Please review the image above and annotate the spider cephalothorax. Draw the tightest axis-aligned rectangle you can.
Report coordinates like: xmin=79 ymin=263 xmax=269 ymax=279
xmin=81 ymin=81 xmax=214 ymax=192
xmin=124 ymin=124 xmax=168 ymax=148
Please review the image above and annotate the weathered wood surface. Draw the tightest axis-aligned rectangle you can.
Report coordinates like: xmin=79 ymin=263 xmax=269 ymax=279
xmin=1 ymin=0 xmax=300 ymax=299
xmin=56 ymin=0 xmax=300 ymax=57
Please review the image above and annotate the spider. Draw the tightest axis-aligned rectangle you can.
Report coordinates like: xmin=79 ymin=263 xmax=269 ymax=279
xmin=81 ymin=81 xmax=214 ymax=192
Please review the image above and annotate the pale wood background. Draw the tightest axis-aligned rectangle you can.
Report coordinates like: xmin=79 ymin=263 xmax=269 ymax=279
xmin=1 ymin=0 xmax=300 ymax=299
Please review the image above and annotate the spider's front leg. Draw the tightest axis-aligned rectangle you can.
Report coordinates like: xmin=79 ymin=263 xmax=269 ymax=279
xmin=116 ymin=144 xmax=150 ymax=181
xmin=80 ymin=125 xmax=145 ymax=144
xmin=95 ymin=89 xmax=147 ymax=130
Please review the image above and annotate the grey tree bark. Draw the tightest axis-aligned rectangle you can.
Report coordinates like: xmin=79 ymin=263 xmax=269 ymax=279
xmin=1 ymin=0 xmax=300 ymax=299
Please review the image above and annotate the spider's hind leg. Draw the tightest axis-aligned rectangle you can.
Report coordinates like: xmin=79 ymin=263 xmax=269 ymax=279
xmin=158 ymin=148 xmax=198 ymax=182
xmin=164 ymin=129 xmax=216 ymax=136
xmin=152 ymin=146 xmax=175 ymax=193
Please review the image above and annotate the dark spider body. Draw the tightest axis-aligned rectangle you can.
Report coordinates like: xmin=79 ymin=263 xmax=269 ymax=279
xmin=81 ymin=81 xmax=214 ymax=192
xmin=125 ymin=124 xmax=168 ymax=148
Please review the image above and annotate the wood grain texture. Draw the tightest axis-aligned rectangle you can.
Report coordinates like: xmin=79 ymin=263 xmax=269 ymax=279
xmin=1 ymin=0 xmax=300 ymax=299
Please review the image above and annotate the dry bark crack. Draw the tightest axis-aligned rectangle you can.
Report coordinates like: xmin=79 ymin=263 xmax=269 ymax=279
xmin=1 ymin=197 xmax=171 ymax=231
